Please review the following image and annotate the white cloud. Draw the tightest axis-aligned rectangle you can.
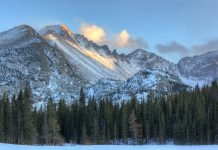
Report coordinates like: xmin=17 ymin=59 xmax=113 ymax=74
xmin=156 ymin=41 xmax=189 ymax=56
xmin=192 ymin=39 xmax=218 ymax=55
xmin=80 ymin=23 xmax=106 ymax=43
xmin=115 ymin=30 xmax=129 ymax=47
xmin=79 ymin=23 xmax=148 ymax=51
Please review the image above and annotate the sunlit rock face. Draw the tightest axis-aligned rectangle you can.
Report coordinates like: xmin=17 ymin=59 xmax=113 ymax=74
xmin=61 ymin=24 xmax=72 ymax=35
xmin=40 ymin=25 xmax=180 ymax=85
xmin=1 ymin=24 xmax=215 ymax=102
xmin=38 ymin=25 xmax=190 ymax=101
xmin=40 ymin=25 xmax=137 ymax=84
xmin=0 ymin=25 xmax=82 ymax=101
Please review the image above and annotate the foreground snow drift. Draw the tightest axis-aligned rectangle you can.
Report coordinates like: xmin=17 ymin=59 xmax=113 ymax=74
xmin=1 ymin=143 xmax=218 ymax=150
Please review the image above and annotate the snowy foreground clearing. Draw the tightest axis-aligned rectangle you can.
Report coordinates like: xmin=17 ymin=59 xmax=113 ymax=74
xmin=1 ymin=143 xmax=218 ymax=150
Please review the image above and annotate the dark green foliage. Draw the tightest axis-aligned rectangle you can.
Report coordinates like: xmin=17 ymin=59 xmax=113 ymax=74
xmin=1 ymin=92 xmax=12 ymax=143
xmin=57 ymin=99 xmax=70 ymax=142
xmin=42 ymin=98 xmax=62 ymax=145
xmin=1 ymin=81 xmax=218 ymax=145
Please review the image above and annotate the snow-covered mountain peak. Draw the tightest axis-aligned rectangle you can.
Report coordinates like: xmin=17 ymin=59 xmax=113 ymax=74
xmin=3 ymin=24 xmax=36 ymax=34
xmin=0 ymin=24 xmax=39 ymax=40
xmin=112 ymin=49 xmax=118 ymax=55
xmin=0 ymin=24 xmax=83 ymax=100
xmin=41 ymin=25 xmax=111 ymax=55
xmin=86 ymin=68 xmax=189 ymax=101
xmin=40 ymin=25 xmax=130 ymax=83
xmin=127 ymin=49 xmax=152 ymax=58
xmin=0 ymin=25 xmax=41 ymax=49
xmin=1 ymin=24 xmax=216 ymax=101
xmin=71 ymin=33 xmax=112 ymax=55
xmin=177 ymin=50 xmax=218 ymax=84
xmin=39 ymin=25 xmax=72 ymax=37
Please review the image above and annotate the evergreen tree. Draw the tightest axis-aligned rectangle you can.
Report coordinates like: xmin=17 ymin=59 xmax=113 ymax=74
xmin=2 ymin=92 xmax=12 ymax=143
xmin=121 ymin=101 xmax=127 ymax=144
xmin=42 ymin=98 xmax=62 ymax=145
xmin=22 ymin=86 xmax=37 ymax=144
xmin=128 ymin=110 xmax=142 ymax=144
xmin=58 ymin=99 xmax=70 ymax=142
xmin=17 ymin=89 xmax=23 ymax=144
xmin=78 ymin=87 xmax=87 ymax=144
xmin=0 ymin=93 xmax=3 ymax=142
xmin=11 ymin=95 xmax=18 ymax=144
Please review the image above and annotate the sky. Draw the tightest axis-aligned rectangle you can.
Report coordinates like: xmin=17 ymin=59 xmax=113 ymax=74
xmin=1 ymin=0 xmax=218 ymax=63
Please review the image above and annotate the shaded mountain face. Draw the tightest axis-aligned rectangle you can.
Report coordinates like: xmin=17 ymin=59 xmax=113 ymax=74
xmin=40 ymin=25 xmax=137 ymax=83
xmin=86 ymin=69 xmax=189 ymax=101
xmin=0 ymin=24 xmax=215 ymax=101
xmin=177 ymin=51 xmax=218 ymax=85
xmin=40 ymin=25 xmax=178 ymax=83
xmin=0 ymin=25 xmax=82 ymax=100
xmin=127 ymin=49 xmax=178 ymax=76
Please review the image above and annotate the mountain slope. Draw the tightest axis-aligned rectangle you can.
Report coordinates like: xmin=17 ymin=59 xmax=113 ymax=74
xmin=86 ymin=69 xmax=189 ymax=101
xmin=127 ymin=49 xmax=178 ymax=76
xmin=1 ymin=24 xmax=211 ymax=101
xmin=177 ymin=50 xmax=218 ymax=85
xmin=0 ymin=25 xmax=82 ymax=100
xmin=40 ymin=25 xmax=138 ymax=84
xmin=40 ymin=25 xmax=179 ymax=84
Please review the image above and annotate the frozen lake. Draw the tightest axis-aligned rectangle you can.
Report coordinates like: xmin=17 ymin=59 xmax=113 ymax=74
xmin=1 ymin=143 xmax=218 ymax=150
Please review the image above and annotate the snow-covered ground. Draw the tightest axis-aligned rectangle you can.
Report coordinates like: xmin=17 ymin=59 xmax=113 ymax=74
xmin=1 ymin=143 xmax=218 ymax=150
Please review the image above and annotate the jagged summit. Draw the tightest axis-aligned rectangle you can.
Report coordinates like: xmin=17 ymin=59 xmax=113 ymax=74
xmin=1 ymin=24 xmax=36 ymax=34
xmin=112 ymin=49 xmax=118 ymax=55
xmin=0 ymin=24 xmax=42 ymax=49
xmin=0 ymin=24 xmax=39 ymax=39
xmin=0 ymin=24 xmax=82 ymax=100
xmin=180 ymin=50 xmax=218 ymax=60
xmin=127 ymin=48 xmax=154 ymax=60
xmin=39 ymin=24 xmax=72 ymax=37
xmin=177 ymin=50 xmax=218 ymax=84
xmin=127 ymin=48 xmax=151 ymax=55
xmin=0 ymin=24 xmax=216 ymax=101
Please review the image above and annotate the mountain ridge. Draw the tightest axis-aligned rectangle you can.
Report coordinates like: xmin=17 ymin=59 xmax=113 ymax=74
xmin=0 ymin=24 xmax=217 ymax=101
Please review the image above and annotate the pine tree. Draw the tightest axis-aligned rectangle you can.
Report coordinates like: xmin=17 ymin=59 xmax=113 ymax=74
xmin=43 ymin=98 xmax=62 ymax=145
xmin=2 ymin=92 xmax=12 ymax=143
xmin=121 ymin=101 xmax=127 ymax=144
xmin=17 ymin=89 xmax=23 ymax=144
xmin=0 ymin=92 xmax=3 ymax=142
xmin=86 ymin=97 xmax=98 ymax=144
xmin=158 ymin=110 xmax=166 ymax=144
xmin=128 ymin=110 xmax=142 ymax=144
xmin=70 ymin=100 xmax=79 ymax=143
xmin=58 ymin=99 xmax=70 ymax=142
xmin=97 ymin=100 xmax=106 ymax=144
xmin=22 ymin=86 xmax=37 ymax=144
xmin=36 ymin=106 xmax=45 ymax=144
xmin=11 ymin=95 xmax=18 ymax=143
xmin=78 ymin=87 xmax=87 ymax=144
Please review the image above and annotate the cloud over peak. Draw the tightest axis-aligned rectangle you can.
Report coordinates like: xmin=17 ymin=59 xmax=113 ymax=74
xmin=114 ymin=30 xmax=149 ymax=49
xmin=80 ymin=23 xmax=105 ymax=43
xmin=156 ymin=41 xmax=189 ymax=55
xmin=192 ymin=39 xmax=218 ymax=55
xmin=115 ymin=30 xmax=129 ymax=47
xmin=79 ymin=22 xmax=148 ymax=52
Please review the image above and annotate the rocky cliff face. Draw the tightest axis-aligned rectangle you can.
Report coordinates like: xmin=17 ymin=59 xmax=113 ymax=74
xmin=177 ymin=51 xmax=218 ymax=85
xmin=86 ymin=69 xmax=189 ymax=101
xmin=40 ymin=25 xmax=178 ymax=83
xmin=0 ymin=24 xmax=216 ymax=101
xmin=0 ymin=25 xmax=82 ymax=100
xmin=40 ymin=25 xmax=137 ymax=83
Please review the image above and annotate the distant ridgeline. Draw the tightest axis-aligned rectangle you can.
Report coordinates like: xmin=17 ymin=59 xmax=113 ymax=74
xmin=0 ymin=81 xmax=218 ymax=145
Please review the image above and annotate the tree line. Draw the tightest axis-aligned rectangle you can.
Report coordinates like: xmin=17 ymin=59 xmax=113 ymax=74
xmin=0 ymin=81 xmax=218 ymax=145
